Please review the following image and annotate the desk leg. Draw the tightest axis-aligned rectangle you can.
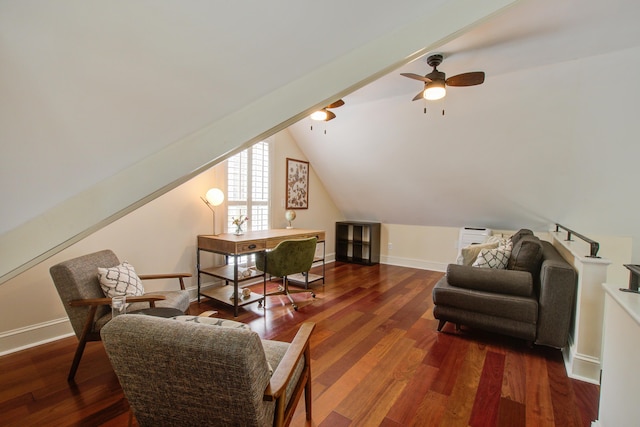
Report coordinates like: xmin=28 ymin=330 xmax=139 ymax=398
xmin=197 ymin=248 xmax=201 ymax=302
xmin=233 ymin=256 xmax=239 ymax=317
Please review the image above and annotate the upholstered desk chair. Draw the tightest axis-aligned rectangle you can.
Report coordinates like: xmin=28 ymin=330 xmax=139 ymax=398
xmin=50 ymin=249 xmax=191 ymax=382
xmin=101 ymin=315 xmax=315 ymax=427
xmin=255 ymin=237 xmax=317 ymax=311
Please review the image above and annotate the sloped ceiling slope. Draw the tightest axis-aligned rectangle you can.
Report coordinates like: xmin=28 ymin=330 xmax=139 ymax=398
xmin=289 ymin=0 xmax=640 ymax=259
xmin=0 ymin=0 xmax=521 ymax=282
xmin=0 ymin=0 xmax=442 ymax=234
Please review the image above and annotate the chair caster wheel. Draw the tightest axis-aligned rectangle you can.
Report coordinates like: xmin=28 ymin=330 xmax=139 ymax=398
xmin=293 ymin=305 xmax=298 ymax=311
xmin=311 ymin=293 xmax=316 ymax=298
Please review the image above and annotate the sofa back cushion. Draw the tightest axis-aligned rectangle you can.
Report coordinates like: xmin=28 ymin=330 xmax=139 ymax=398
xmin=508 ymin=235 xmax=544 ymax=275
xmin=510 ymin=229 xmax=534 ymax=246
xmin=446 ymin=264 xmax=534 ymax=297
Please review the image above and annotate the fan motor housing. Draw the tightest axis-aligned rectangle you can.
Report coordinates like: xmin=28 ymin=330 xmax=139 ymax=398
xmin=427 ymin=54 xmax=444 ymax=68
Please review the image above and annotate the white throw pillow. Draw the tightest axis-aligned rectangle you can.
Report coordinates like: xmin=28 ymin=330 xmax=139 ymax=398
xmin=472 ymin=247 xmax=510 ymax=269
xmin=458 ymin=235 xmax=502 ymax=265
xmin=98 ymin=261 xmax=145 ymax=299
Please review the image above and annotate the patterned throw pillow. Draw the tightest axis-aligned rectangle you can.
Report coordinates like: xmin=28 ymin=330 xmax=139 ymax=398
xmin=98 ymin=261 xmax=145 ymax=299
xmin=472 ymin=247 xmax=511 ymax=269
xmin=171 ymin=315 xmax=252 ymax=330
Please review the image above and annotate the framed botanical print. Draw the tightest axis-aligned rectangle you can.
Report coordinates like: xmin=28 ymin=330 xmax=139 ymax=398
xmin=286 ymin=158 xmax=309 ymax=209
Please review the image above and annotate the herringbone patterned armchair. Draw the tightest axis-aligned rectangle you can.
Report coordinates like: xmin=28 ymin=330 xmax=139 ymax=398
xmin=101 ymin=315 xmax=315 ymax=427
xmin=50 ymin=249 xmax=191 ymax=381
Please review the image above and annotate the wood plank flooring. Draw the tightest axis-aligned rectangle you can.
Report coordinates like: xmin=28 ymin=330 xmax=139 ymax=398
xmin=0 ymin=262 xmax=599 ymax=426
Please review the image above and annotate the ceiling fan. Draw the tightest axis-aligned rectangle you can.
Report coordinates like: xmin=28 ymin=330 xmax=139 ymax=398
xmin=401 ymin=54 xmax=485 ymax=101
xmin=310 ymin=99 xmax=345 ymax=121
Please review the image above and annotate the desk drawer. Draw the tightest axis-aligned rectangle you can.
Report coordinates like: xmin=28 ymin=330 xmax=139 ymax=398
xmin=237 ymin=241 xmax=266 ymax=254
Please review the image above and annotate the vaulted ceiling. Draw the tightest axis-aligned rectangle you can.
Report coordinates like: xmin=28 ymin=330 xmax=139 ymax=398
xmin=2 ymin=0 xmax=640 ymax=282
xmin=289 ymin=0 xmax=640 ymax=248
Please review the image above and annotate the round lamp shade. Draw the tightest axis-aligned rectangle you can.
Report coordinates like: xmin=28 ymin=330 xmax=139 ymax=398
xmin=205 ymin=188 xmax=224 ymax=206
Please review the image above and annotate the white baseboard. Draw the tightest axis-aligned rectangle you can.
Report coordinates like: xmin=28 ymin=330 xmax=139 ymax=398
xmin=381 ymin=255 xmax=447 ymax=272
xmin=0 ymin=255 xmax=373 ymax=356
xmin=0 ymin=317 xmax=74 ymax=356
xmin=562 ymin=341 xmax=601 ymax=385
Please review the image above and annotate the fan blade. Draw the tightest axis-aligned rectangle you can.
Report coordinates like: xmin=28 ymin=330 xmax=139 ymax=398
xmin=401 ymin=72 xmax=432 ymax=83
xmin=325 ymin=110 xmax=337 ymax=121
xmin=446 ymin=71 xmax=485 ymax=87
xmin=326 ymin=99 xmax=344 ymax=109
xmin=411 ymin=90 xmax=424 ymax=101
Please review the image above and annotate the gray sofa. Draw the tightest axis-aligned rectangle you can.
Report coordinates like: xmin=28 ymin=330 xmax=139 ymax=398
xmin=432 ymin=229 xmax=577 ymax=348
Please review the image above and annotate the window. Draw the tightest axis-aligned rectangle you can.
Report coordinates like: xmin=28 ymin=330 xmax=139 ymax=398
xmin=226 ymin=140 xmax=270 ymax=232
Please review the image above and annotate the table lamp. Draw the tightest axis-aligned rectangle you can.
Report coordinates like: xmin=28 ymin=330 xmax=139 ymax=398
xmin=201 ymin=188 xmax=225 ymax=235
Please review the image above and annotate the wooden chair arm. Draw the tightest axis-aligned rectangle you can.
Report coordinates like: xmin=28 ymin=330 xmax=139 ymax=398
xmin=69 ymin=295 xmax=166 ymax=307
xmin=138 ymin=273 xmax=192 ymax=290
xmin=264 ymin=322 xmax=315 ymax=401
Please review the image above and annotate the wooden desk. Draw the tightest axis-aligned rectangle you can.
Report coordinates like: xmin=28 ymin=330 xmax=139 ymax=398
xmin=197 ymin=229 xmax=325 ymax=316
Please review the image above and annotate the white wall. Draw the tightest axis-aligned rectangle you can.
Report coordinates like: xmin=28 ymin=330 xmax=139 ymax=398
xmin=291 ymin=46 xmax=640 ymax=265
xmin=0 ymin=130 xmax=342 ymax=354
xmin=271 ymin=130 xmax=343 ymax=256
xmin=0 ymin=167 xmax=218 ymax=354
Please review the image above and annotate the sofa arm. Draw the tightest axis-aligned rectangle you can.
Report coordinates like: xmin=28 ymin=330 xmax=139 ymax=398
xmin=535 ymin=259 xmax=577 ymax=348
xmin=446 ymin=264 xmax=534 ymax=297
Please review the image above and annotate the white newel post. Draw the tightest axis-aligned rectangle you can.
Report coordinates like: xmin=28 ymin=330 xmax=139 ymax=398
xmin=592 ymin=284 xmax=640 ymax=427
xmin=550 ymin=231 xmax=611 ymax=384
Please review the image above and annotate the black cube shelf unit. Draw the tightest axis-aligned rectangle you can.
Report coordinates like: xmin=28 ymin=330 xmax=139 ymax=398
xmin=335 ymin=221 xmax=381 ymax=265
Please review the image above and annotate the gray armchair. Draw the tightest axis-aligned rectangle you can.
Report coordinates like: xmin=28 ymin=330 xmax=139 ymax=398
xmin=101 ymin=315 xmax=315 ymax=427
xmin=256 ymin=237 xmax=317 ymax=310
xmin=50 ymin=249 xmax=191 ymax=381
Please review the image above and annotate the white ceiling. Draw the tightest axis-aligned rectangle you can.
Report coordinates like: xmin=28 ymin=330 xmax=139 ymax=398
xmin=350 ymin=0 xmax=640 ymax=105
xmin=289 ymin=0 xmax=640 ymax=239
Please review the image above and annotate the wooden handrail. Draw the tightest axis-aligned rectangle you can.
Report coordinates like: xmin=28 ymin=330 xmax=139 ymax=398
xmin=555 ymin=223 xmax=600 ymax=258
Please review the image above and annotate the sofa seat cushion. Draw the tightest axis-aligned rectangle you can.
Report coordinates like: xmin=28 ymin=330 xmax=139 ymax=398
xmin=508 ymin=235 xmax=544 ymax=274
xmin=433 ymin=277 xmax=538 ymax=324
xmin=446 ymin=264 xmax=533 ymax=297
xmin=433 ymin=305 xmax=537 ymax=341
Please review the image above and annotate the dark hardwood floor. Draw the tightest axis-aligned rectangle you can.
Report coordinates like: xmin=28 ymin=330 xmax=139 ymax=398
xmin=0 ymin=262 xmax=599 ymax=426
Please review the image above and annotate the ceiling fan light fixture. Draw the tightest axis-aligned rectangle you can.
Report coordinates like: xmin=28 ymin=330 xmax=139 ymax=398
xmin=310 ymin=109 xmax=328 ymax=121
xmin=423 ymin=80 xmax=446 ymax=100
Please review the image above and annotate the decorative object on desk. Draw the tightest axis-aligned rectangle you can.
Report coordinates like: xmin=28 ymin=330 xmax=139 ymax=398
xmin=200 ymin=188 xmax=225 ymax=235
xmin=286 ymin=158 xmax=309 ymax=209
xmin=231 ymin=214 xmax=249 ymax=235
xmin=285 ymin=209 xmax=296 ymax=229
